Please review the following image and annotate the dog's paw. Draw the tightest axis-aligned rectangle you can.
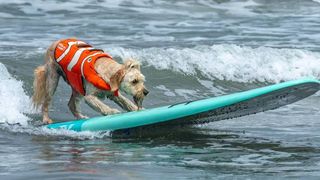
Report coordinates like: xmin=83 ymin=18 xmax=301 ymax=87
xmin=43 ymin=117 xmax=53 ymax=124
xmin=137 ymin=107 xmax=145 ymax=111
xmin=76 ymin=114 xmax=89 ymax=119
xmin=110 ymin=108 xmax=121 ymax=114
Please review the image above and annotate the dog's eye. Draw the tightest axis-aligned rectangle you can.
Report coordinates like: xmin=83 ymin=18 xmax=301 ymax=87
xmin=132 ymin=79 xmax=138 ymax=84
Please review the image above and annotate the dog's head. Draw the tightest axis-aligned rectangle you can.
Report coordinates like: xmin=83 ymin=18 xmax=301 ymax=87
xmin=110 ymin=59 xmax=149 ymax=109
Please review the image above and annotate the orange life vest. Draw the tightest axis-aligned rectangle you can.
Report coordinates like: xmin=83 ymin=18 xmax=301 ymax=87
xmin=54 ymin=38 xmax=118 ymax=96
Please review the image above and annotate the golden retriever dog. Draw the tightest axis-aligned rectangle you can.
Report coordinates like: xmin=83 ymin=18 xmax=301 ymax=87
xmin=32 ymin=38 xmax=149 ymax=124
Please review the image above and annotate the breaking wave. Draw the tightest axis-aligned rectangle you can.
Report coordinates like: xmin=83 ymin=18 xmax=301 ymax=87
xmin=108 ymin=44 xmax=320 ymax=83
xmin=0 ymin=63 xmax=32 ymax=126
xmin=0 ymin=63 xmax=110 ymax=139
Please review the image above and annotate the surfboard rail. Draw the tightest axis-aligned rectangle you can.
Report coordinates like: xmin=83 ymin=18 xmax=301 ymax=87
xmin=46 ymin=78 xmax=320 ymax=132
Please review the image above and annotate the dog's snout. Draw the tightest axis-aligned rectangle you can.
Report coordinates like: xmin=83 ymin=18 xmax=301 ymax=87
xmin=143 ymin=88 xmax=149 ymax=96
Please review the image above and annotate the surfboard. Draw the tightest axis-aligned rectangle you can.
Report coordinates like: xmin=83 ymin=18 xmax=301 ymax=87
xmin=46 ymin=78 xmax=320 ymax=133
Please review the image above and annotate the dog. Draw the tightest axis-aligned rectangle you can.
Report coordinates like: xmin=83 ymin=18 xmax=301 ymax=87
xmin=32 ymin=38 xmax=149 ymax=124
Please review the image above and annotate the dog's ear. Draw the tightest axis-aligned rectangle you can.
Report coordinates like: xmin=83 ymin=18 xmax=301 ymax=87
xmin=124 ymin=59 xmax=141 ymax=70
xmin=109 ymin=68 xmax=125 ymax=92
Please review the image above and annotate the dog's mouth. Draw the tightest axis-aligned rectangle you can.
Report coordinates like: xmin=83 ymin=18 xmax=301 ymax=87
xmin=133 ymin=95 xmax=143 ymax=110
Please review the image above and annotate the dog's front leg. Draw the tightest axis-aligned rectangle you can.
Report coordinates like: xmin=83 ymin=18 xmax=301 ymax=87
xmin=68 ymin=89 xmax=88 ymax=119
xmin=84 ymin=95 xmax=120 ymax=115
xmin=109 ymin=93 xmax=138 ymax=112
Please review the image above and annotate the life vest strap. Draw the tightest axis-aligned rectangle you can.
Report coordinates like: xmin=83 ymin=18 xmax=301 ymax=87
xmin=76 ymin=43 xmax=92 ymax=48
xmin=88 ymin=48 xmax=104 ymax=52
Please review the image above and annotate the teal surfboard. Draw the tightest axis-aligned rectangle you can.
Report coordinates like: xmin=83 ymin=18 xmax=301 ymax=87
xmin=46 ymin=78 xmax=320 ymax=133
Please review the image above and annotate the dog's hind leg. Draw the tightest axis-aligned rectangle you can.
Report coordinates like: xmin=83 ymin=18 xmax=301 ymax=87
xmin=42 ymin=63 xmax=60 ymax=124
xmin=84 ymin=95 xmax=120 ymax=115
xmin=68 ymin=89 xmax=88 ymax=119
xmin=33 ymin=63 xmax=59 ymax=124
xmin=32 ymin=40 xmax=61 ymax=124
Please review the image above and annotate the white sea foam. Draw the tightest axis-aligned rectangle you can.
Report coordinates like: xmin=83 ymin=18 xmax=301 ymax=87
xmin=108 ymin=44 xmax=320 ymax=83
xmin=155 ymin=85 xmax=176 ymax=97
xmin=197 ymin=79 xmax=226 ymax=95
xmin=175 ymin=89 xmax=199 ymax=99
xmin=0 ymin=63 xmax=32 ymax=126
xmin=0 ymin=63 xmax=110 ymax=139
xmin=0 ymin=123 xmax=111 ymax=140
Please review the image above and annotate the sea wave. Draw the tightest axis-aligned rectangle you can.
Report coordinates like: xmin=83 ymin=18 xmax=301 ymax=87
xmin=0 ymin=124 xmax=111 ymax=140
xmin=0 ymin=63 xmax=32 ymax=126
xmin=108 ymin=44 xmax=320 ymax=83
xmin=0 ymin=63 xmax=110 ymax=139
xmin=0 ymin=0 xmax=258 ymax=17
xmin=312 ymin=0 xmax=320 ymax=4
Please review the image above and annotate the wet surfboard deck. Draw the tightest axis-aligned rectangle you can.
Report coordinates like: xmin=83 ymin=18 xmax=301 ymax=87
xmin=46 ymin=78 xmax=320 ymax=133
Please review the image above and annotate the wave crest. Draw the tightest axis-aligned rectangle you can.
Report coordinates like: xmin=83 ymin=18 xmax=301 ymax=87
xmin=0 ymin=63 xmax=32 ymax=125
xmin=108 ymin=44 xmax=320 ymax=83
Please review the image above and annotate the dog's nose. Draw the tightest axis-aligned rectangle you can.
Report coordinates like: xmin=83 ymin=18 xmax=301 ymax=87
xmin=143 ymin=88 xmax=149 ymax=96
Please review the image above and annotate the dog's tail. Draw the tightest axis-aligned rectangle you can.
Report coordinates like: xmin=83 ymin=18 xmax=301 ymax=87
xmin=32 ymin=65 xmax=47 ymax=110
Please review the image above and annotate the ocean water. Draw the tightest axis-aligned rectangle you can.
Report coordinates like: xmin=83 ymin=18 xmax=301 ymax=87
xmin=0 ymin=0 xmax=320 ymax=179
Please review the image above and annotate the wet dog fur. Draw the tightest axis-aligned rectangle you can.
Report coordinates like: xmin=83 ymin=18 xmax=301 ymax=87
xmin=32 ymin=39 xmax=149 ymax=124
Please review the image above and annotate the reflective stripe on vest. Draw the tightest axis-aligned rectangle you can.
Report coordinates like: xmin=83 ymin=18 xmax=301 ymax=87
xmin=67 ymin=47 xmax=94 ymax=71
xmin=56 ymin=41 xmax=87 ymax=62
xmin=80 ymin=51 xmax=103 ymax=77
